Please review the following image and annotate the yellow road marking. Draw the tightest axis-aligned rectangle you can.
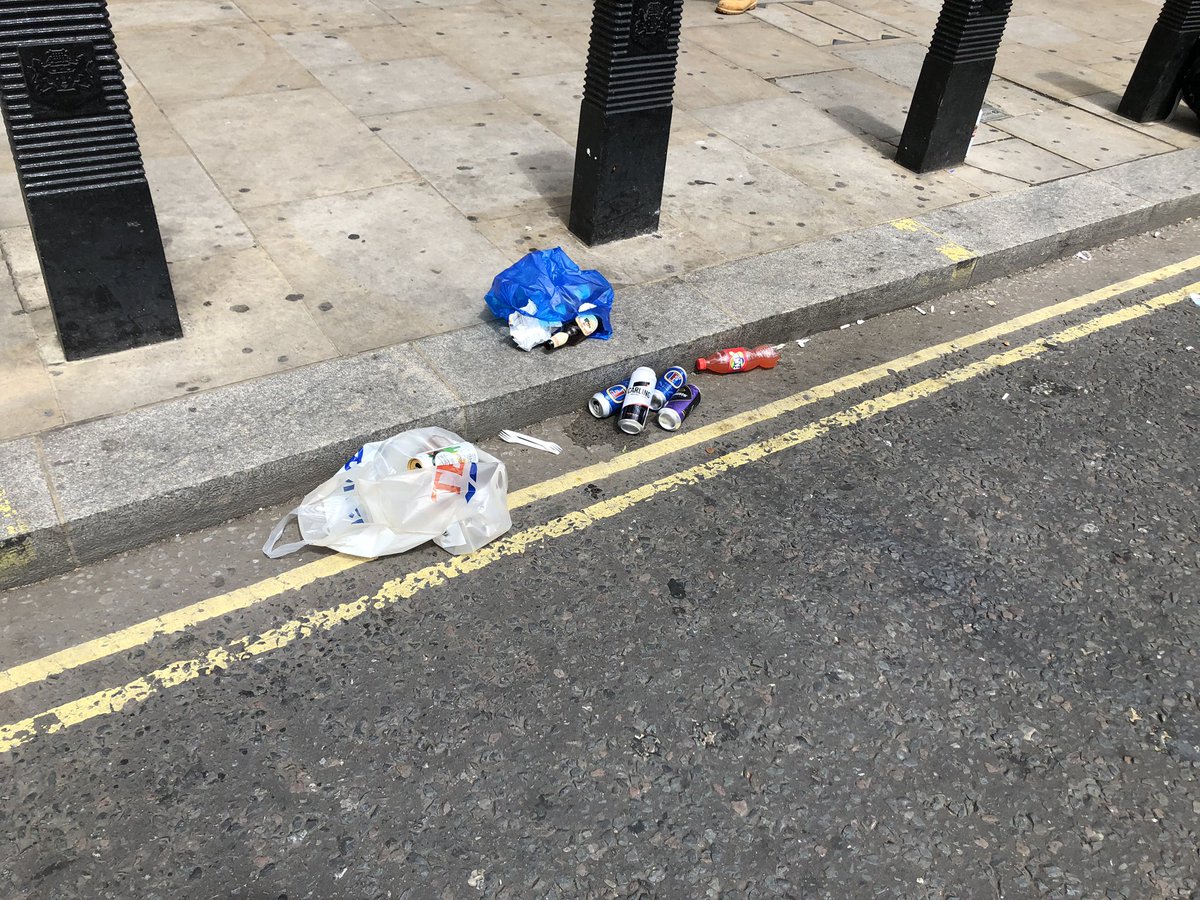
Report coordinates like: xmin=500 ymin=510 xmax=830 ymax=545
xmin=2 ymin=254 xmax=1199 ymax=697
xmin=890 ymin=217 xmax=977 ymax=264
xmin=0 ymin=281 xmax=1194 ymax=753
xmin=0 ymin=488 xmax=36 ymax=577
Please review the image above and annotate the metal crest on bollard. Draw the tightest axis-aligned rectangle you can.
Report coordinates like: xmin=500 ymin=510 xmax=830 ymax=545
xmin=896 ymin=0 xmax=1013 ymax=174
xmin=1118 ymin=0 xmax=1200 ymax=123
xmin=0 ymin=0 xmax=180 ymax=360
xmin=569 ymin=0 xmax=684 ymax=246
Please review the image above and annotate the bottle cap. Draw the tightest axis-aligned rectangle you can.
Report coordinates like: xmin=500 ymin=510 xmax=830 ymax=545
xmin=696 ymin=358 xmax=708 ymax=371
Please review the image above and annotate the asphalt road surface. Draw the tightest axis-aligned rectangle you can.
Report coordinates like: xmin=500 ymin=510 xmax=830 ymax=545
xmin=1 ymin=221 xmax=1199 ymax=899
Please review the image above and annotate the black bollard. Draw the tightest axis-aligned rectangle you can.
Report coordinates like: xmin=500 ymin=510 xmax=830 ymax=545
xmin=0 ymin=1 xmax=180 ymax=361
xmin=1118 ymin=0 xmax=1200 ymax=123
xmin=568 ymin=0 xmax=684 ymax=246
xmin=896 ymin=0 xmax=1013 ymax=174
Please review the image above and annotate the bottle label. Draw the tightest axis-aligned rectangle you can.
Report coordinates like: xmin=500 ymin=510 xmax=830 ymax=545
xmin=729 ymin=351 xmax=747 ymax=371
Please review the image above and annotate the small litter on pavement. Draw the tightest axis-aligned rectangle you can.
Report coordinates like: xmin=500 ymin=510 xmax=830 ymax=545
xmin=1075 ymin=250 xmax=1093 ymax=261
xmin=796 ymin=337 xmax=811 ymax=347
xmin=914 ymin=306 xmax=927 ymax=316
xmin=499 ymin=430 xmax=563 ymax=454
xmin=1190 ymin=293 xmax=1200 ymax=307
xmin=263 ymin=427 xmax=511 ymax=559
xmin=485 ymin=247 xmax=614 ymax=352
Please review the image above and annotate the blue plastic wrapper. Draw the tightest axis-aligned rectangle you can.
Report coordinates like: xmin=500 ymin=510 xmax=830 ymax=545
xmin=485 ymin=247 xmax=615 ymax=340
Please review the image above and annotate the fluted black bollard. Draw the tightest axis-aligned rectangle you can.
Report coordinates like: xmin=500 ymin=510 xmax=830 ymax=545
xmin=0 ymin=0 xmax=180 ymax=360
xmin=1118 ymin=0 xmax=1200 ymax=123
xmin=569 ymin=0 xmax=684 ymax=246
xmin=896 ymin=0 xmax=1013 ymax=174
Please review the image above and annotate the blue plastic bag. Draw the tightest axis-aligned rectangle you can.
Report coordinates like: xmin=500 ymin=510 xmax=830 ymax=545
xmin=485 ymin=248 xmax=615 ymax=342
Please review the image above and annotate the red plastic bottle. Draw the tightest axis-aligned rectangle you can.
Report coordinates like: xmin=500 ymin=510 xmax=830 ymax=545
xmin=695 ymin=345 xmax=780 ymax=374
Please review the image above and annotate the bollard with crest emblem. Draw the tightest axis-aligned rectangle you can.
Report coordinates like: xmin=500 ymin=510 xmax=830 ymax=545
xmin=0 ymin=0 xmax=180 ymax=360
xmin=568 ymin=0 xmax=684 ymax=245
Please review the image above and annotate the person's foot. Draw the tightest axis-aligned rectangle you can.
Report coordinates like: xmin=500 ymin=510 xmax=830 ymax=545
xmin=715 ymin=0 xmax=757 ymax=13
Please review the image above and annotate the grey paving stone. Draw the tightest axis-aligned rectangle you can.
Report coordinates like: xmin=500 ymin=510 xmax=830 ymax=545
xmin=1090 ymin=149 xmax=1200 ymax=229
xmin=916 ymin=173 xmax=1156 ymax=283
xmin=0 ymin=438 xmax=72 ymax=591
xmin=680 ymin=221 xmax=970 ymax=342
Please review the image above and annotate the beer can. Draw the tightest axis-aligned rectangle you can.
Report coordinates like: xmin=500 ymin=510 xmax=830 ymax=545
xmin=588 ymin=380 xmax=629 ymax=418
xmin=650 ymin=366 xmax=688 ymax=411
xmin=657 ymin=385 xmax=701 ymax=431
xmin=618 ymin=367 xmax=656 ymax=435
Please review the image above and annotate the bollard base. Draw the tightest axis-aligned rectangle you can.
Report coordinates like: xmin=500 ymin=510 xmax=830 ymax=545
xmin=569 ymin=103 xmax=673 ymax=246
xmin=32 ymin=183 xmax=182 ymax=361
xmin=1118 ymin=26 xmax=1200 ymax=122
xmin=897 ymin=56 xmax=993 ymax=174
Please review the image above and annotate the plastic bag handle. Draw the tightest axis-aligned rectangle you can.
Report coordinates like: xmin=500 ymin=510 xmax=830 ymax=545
xmin=262 ymin=510 xmax=310 ymax=559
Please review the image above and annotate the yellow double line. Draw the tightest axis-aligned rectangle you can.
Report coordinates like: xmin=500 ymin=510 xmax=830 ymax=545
xmin=1 ymin=261 xmax=1198 ymax=752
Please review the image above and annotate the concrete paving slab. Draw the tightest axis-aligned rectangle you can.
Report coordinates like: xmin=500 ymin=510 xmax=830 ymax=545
xmin=983 ymin=78 xmax=1066 ymax=120
xmin=242 ymin=183 xmax=511 ymax=354
xmin=964 ymin=137 xmax=1087 ymax=185
xmin=166 ymin=88 xmax=418 ymax=209
xmin=674 ymin=45 xmax=791 ymax=110
xmin=145 ymin=156 xmax=256 ymax=263
xmin=118 ymin=23 xmax=317 ymax=104
xmin=272 ymin=26 xmax=437 ymax=69
xmin=496 ymin=70 xmax=583 ymax=144
xmin=40 ymin=248 xmax=338 ymax=425
xmin=749 ymin=4 xmax=864 ymax=46
xmin=364 ymin=99 xmax=575 ymax=218
xmin=828 ymin=0 xmax=936 ymax=37
xmin=831 ymin=38 xmax=926 ymax=87
xmin=0 ymin=280 xmax=59 ymax=440
xmin=995 ymin=107 xmax=1176 ymax=170
xmin=763 ymin=137 xmax=979 ymax=228
xmin=993 ymin=43 xmax=1127 ymax=102
xmin=0 ymin=439 xmax=72 ymax=590
xmin=0 ymin=173 xmax=24 ymax=231
xmin=662 ymin=134 xmax=848 ymax=258
xmin=945 ymin=165 xmax=1031 ymax=197
xmin=400 ymin=3 xmax=585 ymax=83
xmin=691 ymin=95 xmax=854 ymax=152
xmin=313 ymin=55 xmax=502 ymax=118
xmin=234 ymin=0 xmax=396 ymax=31
xmin=126 ymin=83 xmax=191 ymax=159
xmin=107 ymin=0 xmax=249 ymax=28
xmin=685 ymin=21 xmax=852 ymax=79
xmin=789 ymin=0 xmax=912 ymax=40
xmin=0 ymin=228 xmax=47 ymax=313
xmin=776 ymin=67 xmax=913 ymax=141
xmin=1066 ymin=92 xmax=1200 ymax=151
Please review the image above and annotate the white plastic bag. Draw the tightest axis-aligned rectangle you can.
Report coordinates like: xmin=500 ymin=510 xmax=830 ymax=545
xmin=263 ymin=427 xmax=511 ymax=559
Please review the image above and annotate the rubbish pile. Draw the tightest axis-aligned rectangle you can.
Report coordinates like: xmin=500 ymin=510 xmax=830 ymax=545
xmin=484 ymin=247 xmax=615 ymax=352
xmin=588 ymin=345 xmax=785 ymax=436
